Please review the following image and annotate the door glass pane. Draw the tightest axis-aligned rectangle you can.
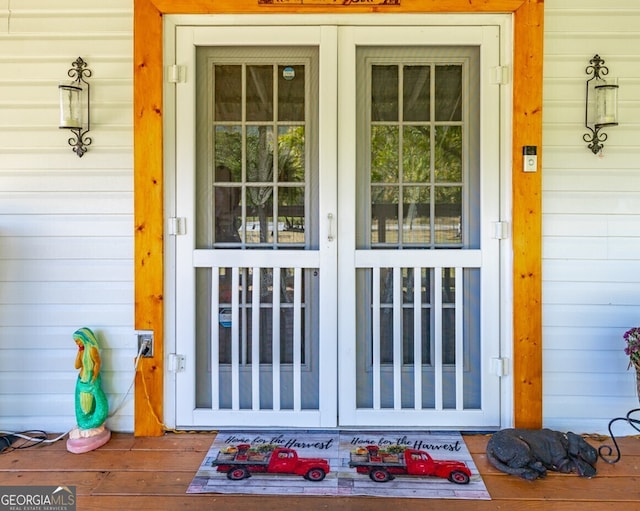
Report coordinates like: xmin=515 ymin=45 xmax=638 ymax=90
xmin=435 ymin=186 xmax=462 ymax=245
xmin=435 ymin=126 xmax=462 ymax=182
xmin=278 ymin=65 xmax=305 ymax=121
xmin=371 ymin=126 xmax=398 ymax=183
xmin=278 ymin=126 xmax=305 ymax=182
xmin=371 ymin=186 xmax=398 ymax=244
xmin=215 ymin=65 xmax=242 ymax=121
xmin=403 ymin=65 xmax=431 ymax=122
xmin=214 ymin=126 xmax=242 ymax=178
xmin=435 ymin=65 xmax=462 ymax=121
xmin=247 ymin=126 xmax=274 ymax=182
xmin=246 ymin=65 xmax=273 ymax=121
xmin=214 ymin=166 xmax=242 ymax=243
xmin=371 ymin=65 xmax=398 ymax=121
xmin=403 ymin=126 xmax=430 ymax=182
xmin=278 ymin=186 xmax=305 ymax=244
xmin=246 ymin=186 xmax=274 ymax=244
xmin=403 ymin=186 xmax=430 ymax=244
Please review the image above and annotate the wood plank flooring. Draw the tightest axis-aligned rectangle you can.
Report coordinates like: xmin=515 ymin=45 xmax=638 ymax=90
xmin=1 ymin=432 xmax=639 ymax=510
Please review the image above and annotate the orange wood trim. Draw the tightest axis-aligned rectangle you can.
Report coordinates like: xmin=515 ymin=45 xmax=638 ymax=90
xmin=134 ymin=0 xmax=165 ymax=436
xmin=134 ymin=0 xmax=543 ymax=435
xmin=512 ymin=0 xmax=544 ymax=429
xmin=149 ymin=0 xmax=526 ymax=14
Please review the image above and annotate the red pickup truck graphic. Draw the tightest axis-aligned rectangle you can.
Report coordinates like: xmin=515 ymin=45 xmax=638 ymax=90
xmin=211 ymin=444 xmax=330 ymax=482
xmin=349 ymin=445 xmax=472 ymax=483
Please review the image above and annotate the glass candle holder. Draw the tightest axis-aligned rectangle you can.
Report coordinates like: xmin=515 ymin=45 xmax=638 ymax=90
xmin=59 ymin=82 xmax=83 ymax=129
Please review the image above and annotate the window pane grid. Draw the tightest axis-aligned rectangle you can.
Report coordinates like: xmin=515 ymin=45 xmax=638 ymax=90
xmin=369 ymin=62 xmax=465 ymax=249
xmin=211 ymin=62 xmax=308 ymax=248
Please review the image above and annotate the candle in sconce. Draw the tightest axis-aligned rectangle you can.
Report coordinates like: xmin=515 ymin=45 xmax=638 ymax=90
xmin=595 ymin=78 xmax=619 ymax=126
xmin=59 ymin=83 xmax=83 ymax=129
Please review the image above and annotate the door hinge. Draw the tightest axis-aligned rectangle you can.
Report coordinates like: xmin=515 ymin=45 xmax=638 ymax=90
xmin=167 ymin=64 xmax=186 ymax=84
xmin=491 ymin=66 xmax=510 ymax=85
xmin=491 ymin=357 xmax=508 ymax=377
xmin=168 ymin=353 xmax=186 ymax=373
xmin=168 ymin=217 xmax=186 ymax=236
xmin=492 ymin=221 xmax=510 ymax=240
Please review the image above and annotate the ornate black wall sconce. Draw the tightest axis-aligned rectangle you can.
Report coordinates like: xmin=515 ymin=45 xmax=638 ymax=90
xmin=59 ymin=57 xmax=91 ymax=157
xmin=583 ymin=54 xmax=619 ymax=155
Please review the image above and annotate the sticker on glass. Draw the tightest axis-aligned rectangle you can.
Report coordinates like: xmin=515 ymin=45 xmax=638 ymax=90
xmin=282 ymin=67 xmax=296 ymax=81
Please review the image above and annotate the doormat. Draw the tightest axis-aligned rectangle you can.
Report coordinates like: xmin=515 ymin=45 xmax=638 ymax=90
xmin=187 ymin=430 xmax=490 ymax=500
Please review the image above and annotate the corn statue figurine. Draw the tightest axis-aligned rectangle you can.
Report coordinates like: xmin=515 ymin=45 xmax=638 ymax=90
xmin=66 ymin=327 xmax=111 ymax=453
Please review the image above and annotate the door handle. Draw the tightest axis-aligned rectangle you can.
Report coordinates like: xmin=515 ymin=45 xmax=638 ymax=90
xmin=327 ymin=213 xmax=335 ymax=242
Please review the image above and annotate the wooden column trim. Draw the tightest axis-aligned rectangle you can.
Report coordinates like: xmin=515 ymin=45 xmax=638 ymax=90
xmin=134 ymin=0 xmax=544 ymax=435
xmin=134 ymin=0 xmax=165 ymax=436
xmin=512 ymin=0 xmax=544 ymax=428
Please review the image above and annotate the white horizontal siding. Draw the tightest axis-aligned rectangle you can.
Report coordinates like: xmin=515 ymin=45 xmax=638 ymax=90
xmin=544 ymin=259 xmax=640 ymax=284
xmin=2 ymin=0 xmax=640 ymax=437
xmin=545 ymin=282 xmax=640 ymax=307
xmin=0 ymin=215 xmax=131 ymax=237
xmin=0 ymin=237 xmax=132 ymax=260
xmin=543 ymin=0 xmax=640 ymax=434
xmin=545 ymin=373 xmax=636 ymax=398
xmin=0 ymin=259 xmax=132 ymax=282
xmin=0 ymin=326 xmax=135 ymax=350
xmin=0 ymin=1 xmax=135 ymax=433
xmin=0 ymin=304 xmax=132 ymax=327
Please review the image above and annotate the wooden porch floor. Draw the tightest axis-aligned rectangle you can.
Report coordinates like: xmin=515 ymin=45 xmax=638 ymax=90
xmin=0 ymin=432 xmax=639 ymax=510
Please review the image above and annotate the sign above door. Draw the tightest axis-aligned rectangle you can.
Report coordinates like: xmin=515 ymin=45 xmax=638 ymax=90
xmin=258 ymin=0 xmax=400 ymax=6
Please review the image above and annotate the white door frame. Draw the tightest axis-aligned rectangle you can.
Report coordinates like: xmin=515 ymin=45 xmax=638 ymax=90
xmin=162 ymin=14 xmax=514 ymax=431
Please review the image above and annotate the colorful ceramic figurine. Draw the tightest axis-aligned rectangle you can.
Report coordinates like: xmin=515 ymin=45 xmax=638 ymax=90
xmin=66 ymin=327 xmax=111 ymax=453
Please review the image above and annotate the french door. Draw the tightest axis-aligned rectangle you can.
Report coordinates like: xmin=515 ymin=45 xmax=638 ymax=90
xmin=172 ymin=21 xmax=504 ymax=429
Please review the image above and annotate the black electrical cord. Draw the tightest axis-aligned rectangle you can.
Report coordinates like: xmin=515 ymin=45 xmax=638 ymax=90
xmin=0 ymin=434 xmax=18 ymax=451
xmin=0 ymin=430 xmax=50 ymax=454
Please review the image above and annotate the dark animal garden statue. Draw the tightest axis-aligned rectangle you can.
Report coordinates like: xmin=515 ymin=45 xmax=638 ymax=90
xmin=486 ymin=428 xmax=598 ymax=480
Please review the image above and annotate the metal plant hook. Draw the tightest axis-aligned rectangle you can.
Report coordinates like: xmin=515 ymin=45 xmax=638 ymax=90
xmin=598 ymin=408 xmax=640 ymax=464
xmin=60 ymin=57 xmax=92 ymax=157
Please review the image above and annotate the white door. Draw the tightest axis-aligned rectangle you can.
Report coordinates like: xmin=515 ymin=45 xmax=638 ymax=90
xmin=337 ymin=27 xmax=502 ymax=428
xmin=171 ymin=21 xmax=504 ymax=429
